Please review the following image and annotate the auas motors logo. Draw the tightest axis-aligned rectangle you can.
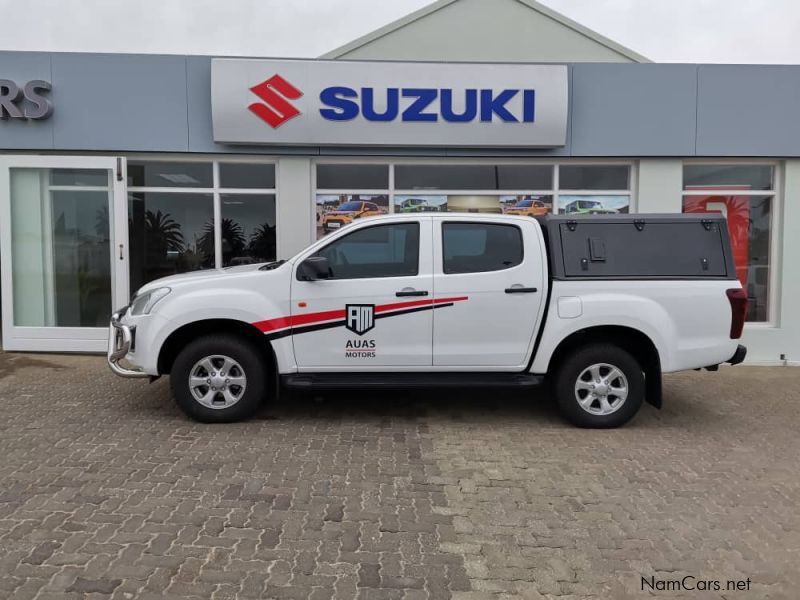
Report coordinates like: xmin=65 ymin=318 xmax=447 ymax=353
xmin=249 ymin=74 xmax=537 ymax=126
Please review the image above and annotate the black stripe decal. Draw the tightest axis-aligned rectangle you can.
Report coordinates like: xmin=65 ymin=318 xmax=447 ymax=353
xmin=264 ymin=302 xmax=455 ymax=341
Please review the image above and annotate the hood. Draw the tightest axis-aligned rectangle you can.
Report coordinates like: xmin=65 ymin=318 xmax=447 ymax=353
xmin=134 ymin=262 xmax=267 ymax=296
xmin=326 ymin=210 xmax=358 ymax=216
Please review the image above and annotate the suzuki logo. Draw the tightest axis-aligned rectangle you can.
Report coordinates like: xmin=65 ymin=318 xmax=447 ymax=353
xmin=248 ymin=74 xmax=303 ymax=129
xmin=345 ymin=304 xmax=375 ymax=336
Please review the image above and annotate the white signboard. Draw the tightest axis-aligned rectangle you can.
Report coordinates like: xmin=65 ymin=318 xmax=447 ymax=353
xmin=211 ymin=59 xmax=568 ymax=147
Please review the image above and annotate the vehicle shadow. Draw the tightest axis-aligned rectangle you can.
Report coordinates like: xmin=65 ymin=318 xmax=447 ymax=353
xmin=133 ymin=373 xmax=723 ymax=431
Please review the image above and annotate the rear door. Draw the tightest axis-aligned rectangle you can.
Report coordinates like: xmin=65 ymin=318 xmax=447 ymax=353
xmin=291 ymin=219 xmax=434 ymax=369
xmin=432 ymin=218 xmax=547 ymax=367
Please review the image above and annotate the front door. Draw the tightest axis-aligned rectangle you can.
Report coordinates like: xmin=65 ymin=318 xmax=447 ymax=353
xmin=0 ymin=156 xmax=129 ymax=352
xmin=291 ymin=220 xmax=434 ymax=369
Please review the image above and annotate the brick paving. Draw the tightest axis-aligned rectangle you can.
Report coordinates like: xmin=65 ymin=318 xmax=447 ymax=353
xmin=0 ymin=351 xmax=797 ymax=599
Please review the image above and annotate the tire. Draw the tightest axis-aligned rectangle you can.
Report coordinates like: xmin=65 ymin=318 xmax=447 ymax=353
xmin=554 ymin=343 xmax=644 ymax=428
xmin=170 ymin=334 xmax=268 ymax=423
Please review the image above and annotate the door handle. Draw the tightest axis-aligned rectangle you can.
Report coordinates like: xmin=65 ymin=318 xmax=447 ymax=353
xmin=505 ymin=287 xmax=538 ymax=294
xmin=396 ymin=290 xmax=429 ymax=297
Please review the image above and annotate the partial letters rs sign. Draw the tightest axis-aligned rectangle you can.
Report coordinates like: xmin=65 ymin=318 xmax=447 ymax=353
xmin=211 ymin=59 xmax=568 ymax=147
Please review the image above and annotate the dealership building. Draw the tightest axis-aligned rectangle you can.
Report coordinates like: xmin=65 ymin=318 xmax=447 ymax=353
xmin=0 ymin=0 xmax=798 ymax=365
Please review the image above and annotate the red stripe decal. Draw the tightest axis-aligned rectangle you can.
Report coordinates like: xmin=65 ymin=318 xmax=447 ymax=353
xmin=253 ymin=296 xmax=468 ymax=334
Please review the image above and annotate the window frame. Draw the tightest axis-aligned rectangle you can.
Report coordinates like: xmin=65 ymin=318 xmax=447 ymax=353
xmin=125 ymin=156 xmax=278 ymax=269
xmin=682 ymin=159 xmax=780 ymax=326
xmin=308 ymin=221 xmax=421 ymax=281
xmin=440 ymin=221 xmax=524 ymax=275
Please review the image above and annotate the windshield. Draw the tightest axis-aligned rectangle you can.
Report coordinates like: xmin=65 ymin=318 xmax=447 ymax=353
xmin=514 ymin=199 xmax=533 ymax=208
xmin=336 ymin=202 xmax=362 ymax=211
xmin=579 ymin=200 xmax=602 ymax=209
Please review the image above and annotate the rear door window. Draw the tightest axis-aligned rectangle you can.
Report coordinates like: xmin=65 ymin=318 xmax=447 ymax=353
xmin=442 ymin=223 xmax=523 ymax=274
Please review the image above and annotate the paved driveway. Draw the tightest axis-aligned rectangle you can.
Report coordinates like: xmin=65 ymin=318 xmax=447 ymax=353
xmin=0 ymin=352 xmax=797 ymax=599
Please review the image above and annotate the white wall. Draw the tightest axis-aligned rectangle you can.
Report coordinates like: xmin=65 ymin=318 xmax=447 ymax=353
xmin=276 ymin=158 xmax=314 ymax=259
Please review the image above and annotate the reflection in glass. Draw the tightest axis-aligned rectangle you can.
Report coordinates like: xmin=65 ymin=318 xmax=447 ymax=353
xmin=315 ymin=194 xmax=389 ymax=239
xmin=559 ymin=166 xmax=629 ymax=190
xmin=219 ymin=163 xmax=276 ymax=189
xmin=10 ymin=168 xmax=112 ymax=327
xmin=395 ymin=165 xmax=553 ymax=190
xmin=684 ymin=165 xmax=773 ymax=191
xmin=219 ymin=194 xmax=277 ymax=266
xmin=128 ymin=192 xmax=213 ymax=291
xmin=557 ymin=195 xmax=630 ymax=215
xmin=316 ymin=164 xmax=389 ymax=189
xmin=127 ymin=161 xmax=213 ymax=188
xmin=683 ymin=194 xmax=771 ymax=322
xmin=50 ymin=169 xmax=109 ymax=187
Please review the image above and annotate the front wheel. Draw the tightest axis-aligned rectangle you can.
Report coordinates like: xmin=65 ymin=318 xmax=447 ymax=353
xmin=554 ymin=343 xmax=644 ymax=428
xmin=170 ymin=334 xmax=268 ymax=423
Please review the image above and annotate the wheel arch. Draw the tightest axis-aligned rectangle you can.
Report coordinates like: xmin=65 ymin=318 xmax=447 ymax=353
xmin=157 ymin=319 xmax=277 ymax=382
xmin=548 ymin=325 xmax=662 ymax=409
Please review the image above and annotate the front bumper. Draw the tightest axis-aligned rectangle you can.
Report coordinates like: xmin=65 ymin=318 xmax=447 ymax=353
xmin=727 ymin=344 xmax=747 ymax=365
xmin=108 ymin=308 xmax=149 ymax=378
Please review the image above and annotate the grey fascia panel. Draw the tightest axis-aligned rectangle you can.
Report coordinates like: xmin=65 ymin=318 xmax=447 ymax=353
xmin=570 ymin=63 xmax=697 ymax=157
xmin=696 ymin=65 xmax=800 ymax=157
xmin=51 ymin=53 xmax=190 ymax=152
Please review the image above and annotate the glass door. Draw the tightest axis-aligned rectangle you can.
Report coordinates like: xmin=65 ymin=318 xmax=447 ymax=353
xmin=0 ymin=156 xmax=129 ymax=352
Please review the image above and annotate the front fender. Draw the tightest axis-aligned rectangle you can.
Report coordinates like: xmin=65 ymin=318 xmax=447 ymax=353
xmin=148 ymin=288 xmax=294 ymax=374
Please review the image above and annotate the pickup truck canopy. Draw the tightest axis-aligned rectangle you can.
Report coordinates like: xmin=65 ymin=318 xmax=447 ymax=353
xmin=539 ymin=214 xmax=737 ymax=280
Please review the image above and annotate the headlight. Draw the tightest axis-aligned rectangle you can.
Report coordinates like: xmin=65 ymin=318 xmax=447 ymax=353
xmin=130 ymin=287 xmax=171 ymax=316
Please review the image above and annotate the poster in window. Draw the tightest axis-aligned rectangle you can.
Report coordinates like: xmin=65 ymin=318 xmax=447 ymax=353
xmin=683 ymin=185 xmax=751 ymax=292
xmin=316 ymin=194 xmax=389 ymax=239
xmin=556 ymin=195 xmax=630 ymax=215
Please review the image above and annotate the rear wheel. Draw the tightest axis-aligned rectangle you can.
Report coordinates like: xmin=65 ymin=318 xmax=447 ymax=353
xmin=554 ymin=343 xmax=644 ymax=428
xmin=170 ymin=334 xmax=268 ymax=423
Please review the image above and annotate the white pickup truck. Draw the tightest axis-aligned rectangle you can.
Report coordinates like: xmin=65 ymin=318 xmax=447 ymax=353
xmin=109 ymin=213 xmax=747 ymax=428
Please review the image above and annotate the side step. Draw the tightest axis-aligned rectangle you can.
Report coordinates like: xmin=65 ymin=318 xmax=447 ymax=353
xmin=281 ymin=372 xmax=545 ymax=391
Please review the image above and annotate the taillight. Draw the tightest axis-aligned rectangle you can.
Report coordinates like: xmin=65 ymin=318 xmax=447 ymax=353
xmin=726 ymin=288 xmax=748 ymax=339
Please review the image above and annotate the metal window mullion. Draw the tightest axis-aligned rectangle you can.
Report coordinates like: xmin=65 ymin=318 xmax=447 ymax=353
xmin=392 ymin=189 xmax=556 ymax=195
xmin=389 ymin=163 xmax=395 ymax=214
xmin=681 ymin=190 xmax=775 ymax=196
xmin=315 ymin=189 xmax=390 ymax=195
xmin=217 ymin=188 xmax=277 ymax=195
xmin=127 ymin=186 xmax=215 ymax=194
xmin=552 ymin=165 xmax=559 ymax=215
xmin=213 ymin=162 xmax=222 ymax=269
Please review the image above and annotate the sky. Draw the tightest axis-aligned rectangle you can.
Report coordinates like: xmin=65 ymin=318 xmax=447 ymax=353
xmin=0 ymin=0 xmax=798 ymax=64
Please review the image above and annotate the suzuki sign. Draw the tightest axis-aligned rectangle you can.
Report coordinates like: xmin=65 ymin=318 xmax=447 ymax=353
xmin=211 ymin=59 xmax=568 ymax=147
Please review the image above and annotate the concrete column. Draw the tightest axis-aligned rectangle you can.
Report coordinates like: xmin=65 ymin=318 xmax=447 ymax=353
xmin=276 ymin=157 xmax=313 ymax=260
xmin=635 ymin=159 xmax=682 ymax=213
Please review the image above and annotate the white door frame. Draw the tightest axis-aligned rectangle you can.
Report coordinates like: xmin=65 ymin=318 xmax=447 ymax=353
xmin=0 ymin=155 xmax=129 ymax=352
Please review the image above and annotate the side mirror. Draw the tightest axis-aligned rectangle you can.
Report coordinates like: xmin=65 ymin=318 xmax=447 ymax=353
xmin=298 ymin=256 xmax=330 ymax=281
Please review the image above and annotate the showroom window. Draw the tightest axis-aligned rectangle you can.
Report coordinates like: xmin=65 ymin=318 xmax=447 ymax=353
xmin=682 ymin=163 xmax=775 ymax=322
xmin=127 ymin=160 xmax=276 ymax=291
xmin=315 ymin=162 xmax=632 ymax=239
